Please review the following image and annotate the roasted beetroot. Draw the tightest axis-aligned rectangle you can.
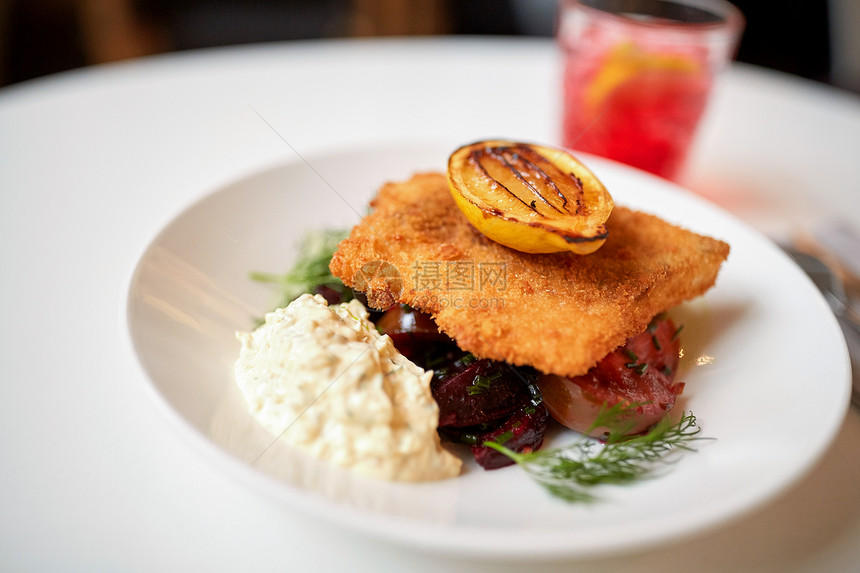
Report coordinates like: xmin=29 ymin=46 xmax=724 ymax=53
xmin=376 ymin=305 xmax=458 ymax=365
xmin=430 ymin=358 xmax=530 ymax=428
xmin=338 ymin=297 xmax=547 ymax=465
xmin=470 ymin=403 xmax=549 ymax=469
xmin=379 ymin=305 xmax=551 ymax=470
xmin=313 ymin=284 xmax=349 ymax=305
xmin=441 ymin=401 xmax=549 ymax=470
xmin=431 ymin=355 xmax=549 ymax=470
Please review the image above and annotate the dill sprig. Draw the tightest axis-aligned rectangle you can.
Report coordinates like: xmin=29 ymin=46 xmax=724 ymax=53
xmin=484 ymin=404 xmax=709 ymax=503
xmin=250 ymin=228 xmax=352 ymax=313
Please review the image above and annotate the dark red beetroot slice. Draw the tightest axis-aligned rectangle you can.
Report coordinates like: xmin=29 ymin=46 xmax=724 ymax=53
xmin=376 ymin=305 xmax=453 ymax=362
xmin=431 ymin=359 xmax=531 ymax=428
xmin=313 ymin=284 xmax=352 ymax=305
xmin=536 ymin=316 xmax=684 ymax=437
xmin=376 ymin=305 xmax=549 ymax=469
xmin=439 ymin=400 xmax=549 ymax=469
xmin=470 ymin=402 xmax=549 ymax=470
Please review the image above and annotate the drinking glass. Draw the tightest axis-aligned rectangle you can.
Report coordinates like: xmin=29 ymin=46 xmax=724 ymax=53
xmin=559 ymin=0 xmax=744 ymax=181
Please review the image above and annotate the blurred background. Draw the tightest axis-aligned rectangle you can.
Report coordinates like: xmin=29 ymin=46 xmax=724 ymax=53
xmin=1 ymin=0 xmax=858 ymax=93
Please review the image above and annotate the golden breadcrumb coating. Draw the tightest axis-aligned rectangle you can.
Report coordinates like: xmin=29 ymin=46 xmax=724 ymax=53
xmin=330 ymin=172 xmax=729 ymax=377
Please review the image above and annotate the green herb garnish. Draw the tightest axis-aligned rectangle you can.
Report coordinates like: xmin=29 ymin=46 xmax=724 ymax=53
xmin=494 ymin=429 xmax=515 ymax=445
xmin=483 ymin=403 xmax=709 ymax=503
xmin=646 ymin=312 xmax=666 ymax=334
xmin=250 ymin=228 xmax=351 ymax=317
xmin=468 ymin=370 xmax=502 ymax=395
xmin=622 ymin=348 xmax=650 ymax=375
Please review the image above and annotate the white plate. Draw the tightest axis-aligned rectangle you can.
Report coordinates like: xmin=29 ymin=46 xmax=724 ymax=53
xmin=125 ymin=141 xmax=851 ymax=560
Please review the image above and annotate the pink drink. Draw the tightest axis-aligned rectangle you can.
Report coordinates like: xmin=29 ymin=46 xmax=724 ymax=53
xmin=559 ymin=0 xmax=744 ymax=181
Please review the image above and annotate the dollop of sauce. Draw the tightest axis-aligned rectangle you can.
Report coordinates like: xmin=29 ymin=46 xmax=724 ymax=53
xmin=234 ymin=293 xmax=462 ymax=482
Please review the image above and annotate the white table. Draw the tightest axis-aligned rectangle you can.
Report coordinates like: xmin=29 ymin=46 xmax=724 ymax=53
xmin=2 ymin=37 xmax=860 ymax=572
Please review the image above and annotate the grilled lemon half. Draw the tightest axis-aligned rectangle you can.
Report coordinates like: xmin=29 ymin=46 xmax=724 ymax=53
xmin=447 ymin=140 xmax=613 ymax=254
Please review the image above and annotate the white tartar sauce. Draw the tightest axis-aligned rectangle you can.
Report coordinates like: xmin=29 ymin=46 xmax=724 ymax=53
xmin=234 ymin=293 xmax=461 ymax=481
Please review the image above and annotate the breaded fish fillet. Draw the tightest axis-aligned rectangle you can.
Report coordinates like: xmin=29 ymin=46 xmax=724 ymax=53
xmin=330 ymin=173 xmax=729 ymax=378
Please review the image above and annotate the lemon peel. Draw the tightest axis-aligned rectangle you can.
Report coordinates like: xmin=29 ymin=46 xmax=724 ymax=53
xmin=585 ymin=42 xmax=700 ymax=111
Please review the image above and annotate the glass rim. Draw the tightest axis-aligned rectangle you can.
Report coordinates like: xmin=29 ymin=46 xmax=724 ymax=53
xmin=561 ymin=0 xmax=745 ymax=34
